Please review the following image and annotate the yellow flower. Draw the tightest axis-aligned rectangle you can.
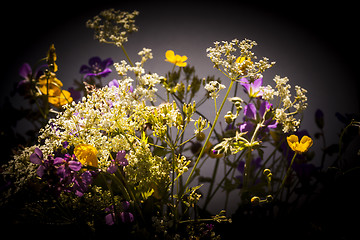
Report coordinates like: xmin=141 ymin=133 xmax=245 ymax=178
xmin=38 ymin=72 xmax=73 ymax=107
xmin=287 ymin=135 xmax=313 ymax=154
xmin=236 ymin=56 xmax=252 ymax=73
xmin=38 ymin=72 xmax=63 ymax=95
xmin=165 ymin=50 xmax=188 ymax=67
xmin=74 ymin=144 xmax=98 ymax=167
xmin=48 ymin=90 xmax=73 ymax=108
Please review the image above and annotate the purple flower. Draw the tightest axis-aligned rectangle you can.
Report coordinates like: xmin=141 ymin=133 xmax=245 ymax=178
xmin=107 ymin=150 xmax=128 ymax=174
xmin=120 ymin=212 xmax=134 ymax=223
xmin=30 ymin=148 xmax=47 ymax=178
xmin=53 ymin=154 xmax=82 ymax=179
xmin=116 ymin=150 xmax=128 ymax=166
xmin=239 ymin=100 xmax=277 ymax=137
xmin=240 ymin=77 xmax=263 ymax=98
xmin=80 ymin=56 xmax=114 ymax=78
xmin=19 ymin=63 xmax=32 ymax=80
xmin=73 ymin=171 xmax=95 ymax=197
xmin=108 ymin=79 xmax=119 ymax=88
xmin=105 ymin=201 xmax=134 ymax=225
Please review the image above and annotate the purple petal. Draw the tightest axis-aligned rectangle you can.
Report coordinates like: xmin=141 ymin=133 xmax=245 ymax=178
xmin=34 ymin=148 xmax=43 ymax=159
xmin=244 ymin=103 xmax=256 ymax=119
xmin=98 ymin=68 xmax=112 ymax=78
xmin=30 ymin=152 xmax=41 ymax=164
xmin=80 ymin=65 xmax=91 ymax=74
xmin=89 ymin=56 xmax=102 ymax=66
xmin=102 ymin=58 xmax=114 ymax=68
xmin=239 ymin=121 xmax=254 ymax=133
xmin=108 ymin=79 xmax=119 ymax=88
xmin=116 ymin=150 xmax=126 ymax=161
xmin=69 ymin=161 xmax=82 ymax=171
xmin=120 ymin=212 xmax=134 ymax=223
xmin=19 ymin=63 xmax=32 ymax=78
xmin=252 ymin=78 xmax=263 ymax=90
xmin=54 ymin=157 xmax=66 ymax=165
xmin=83 ymin=73 xmax=97 ymax=78
xmin=116 ymin=150 xmax=129 ymax=166
xmin=37 ymin=165 xmax=45 ymax=178
xmin=239 ymin=78 xmax=249 ymax=85
xmin=259 ymin=101 xmax=271 ymax=118
xmin=240 ymin=78 xmax=251 ymax=93
xmin=57 ymin=165 xmax=66 ymax=178
xmin=81 ymin=171 xmax=93 ymax=185
xmin=107 ymin=163 xmax=118 ymax=174
xmin=105 ymin=213 xmax=115 ymax=226
xmin=265 ymin=119 xmax=278 ymax=129
xmin=75 ymin=190 xmax=84 ymax=197
xmin=128 ymin=85 xmax=134 ymax=93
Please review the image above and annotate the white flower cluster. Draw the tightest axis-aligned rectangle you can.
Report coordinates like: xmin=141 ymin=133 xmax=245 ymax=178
xmin=206 ymin=39 xmax=275 ymax=80
xmin=38 ymin=80 xmax=137 ymax=168
xmin=260 ymin=75 xmax=308 ymax=133
xmin=113 ymin=49 xmax=161 ymax=102
xmin=86 ymin=9 xmax=139 ymax=46
xmin=204 ymin=80 xmax=226 ymax=99
xmin=1 ymin=146 xmax=39 ymax=204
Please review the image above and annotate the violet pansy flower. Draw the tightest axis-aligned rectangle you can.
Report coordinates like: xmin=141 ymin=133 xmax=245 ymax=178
xmin=80 ymin=56 xmax=114 ymax=78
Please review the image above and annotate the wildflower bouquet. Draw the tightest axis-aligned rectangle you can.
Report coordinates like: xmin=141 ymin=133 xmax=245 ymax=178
xmin=1 ymin=8 xmax=318 ymax=238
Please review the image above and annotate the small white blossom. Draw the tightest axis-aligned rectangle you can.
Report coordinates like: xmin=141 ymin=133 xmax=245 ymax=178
xmin=204 ymin=80 xmax=226 ymax=99
xmin=264 ymin=75 xmax=308 ymax=133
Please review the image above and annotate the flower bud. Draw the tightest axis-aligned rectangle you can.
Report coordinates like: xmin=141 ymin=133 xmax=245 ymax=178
xmin=251 ymin=196 xmax=260 ymax=206
xmin=266 ymin=195 xmax=273 ymax=203
xmin=196 ymin=132 xmax=206 ymax=142
xmin=263 ymin=169 xmax=271 ymax=176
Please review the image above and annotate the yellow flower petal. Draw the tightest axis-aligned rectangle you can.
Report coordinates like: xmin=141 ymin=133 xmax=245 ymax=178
xmin=287 ymin=135 xmax=313 ymax=154
xmin=49 ymin=90 xmax=73 ymax=108
xmin=165 ymin=50 xmax=175 ymax=62
xmin=165 ymin=50 xmax=187 ymax=67
xmin=74 ymin=144 xmax=98 ymax=167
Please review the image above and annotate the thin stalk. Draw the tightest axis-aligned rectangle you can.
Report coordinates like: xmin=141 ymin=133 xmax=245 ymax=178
xmin=120 ymin=45 xmax=134 ymax=67
xmin=276 ymin=152 xmax=297 ymax=198
xmin=184 ymin=79 xmax=235 ymax=188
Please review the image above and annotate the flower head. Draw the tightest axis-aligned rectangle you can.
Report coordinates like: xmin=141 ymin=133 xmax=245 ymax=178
xmin=86 ymin=9 xmax=139 ymax=46
xmin=287 ymin=135 xmax=313 ymax=154
xmin=37 ymin=72 xmax=73 ymax=107
xmin=74 ymin=144 xmax=98 ymax=167
xmin=80 ymin=56 xmax=114 ymax=78
xmin=165 ymin=50 xmax=188 ymax=67
xmin=240 ymin=77 xmax=263 ymax=98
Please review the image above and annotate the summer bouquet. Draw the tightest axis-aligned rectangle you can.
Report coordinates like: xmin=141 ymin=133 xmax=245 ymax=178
xmin=4 ymin=8 xmax=355 ymax=239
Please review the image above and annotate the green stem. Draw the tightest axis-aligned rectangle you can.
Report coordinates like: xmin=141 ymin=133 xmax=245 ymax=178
xmin=277 ymin=152 xmax=297 ymax=197
xmin=120 ymin=45 xmax=134 ymax=67
xmin=185 ymin=79 xmax=235 ymax=188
